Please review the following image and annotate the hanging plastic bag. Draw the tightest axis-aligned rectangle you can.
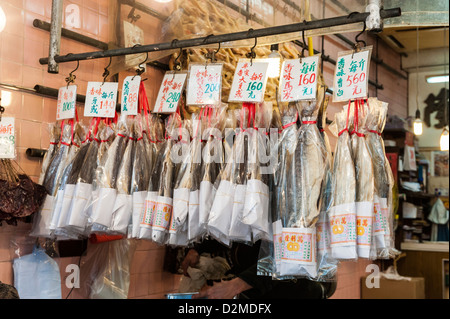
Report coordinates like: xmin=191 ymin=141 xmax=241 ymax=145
xmin=49 ymin=121 xmax=86 ymax=238
xmin=38 ymin=123 xmax=61 ymax=185
xmin=328 ymin=102 xmax=357 ymax=260
xmin=89 ymin=119 xmax=129 ymax=234
xmin=79 ymin=239 xmax=136 ymax=299
xmin=13 ymin=245 xmax=62 ymax=299
xmin=241 ymin=102 xmax=273 ymax=243
xmin=350 ymin=99 xmax=375 ymax=259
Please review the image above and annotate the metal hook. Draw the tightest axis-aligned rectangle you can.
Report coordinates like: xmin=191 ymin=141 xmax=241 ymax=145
xmin=132 ymin=44 xmax=148 ymax=80
xmin=102 ymin=56 xmax=112 ymax=85
xmin=299 ymin=24 xmax=308 ymax=63
xmin=65 ymin=55 xmax=79 ymax=88
xmin=353 ymin=20 xmax=367 ymax=58
xmin=245 ymin=29 xmax=257 ymax=66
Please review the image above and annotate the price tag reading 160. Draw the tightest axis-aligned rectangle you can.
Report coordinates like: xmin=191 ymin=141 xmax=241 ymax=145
xmin=229 ymin=60 xmax=269 ymax=103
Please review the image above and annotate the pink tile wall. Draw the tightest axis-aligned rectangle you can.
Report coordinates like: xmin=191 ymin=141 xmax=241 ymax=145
xmin=0 ymin=0 xmax=407 ymax=300
xmin=0 ymin=0 xmax=179 ymax=300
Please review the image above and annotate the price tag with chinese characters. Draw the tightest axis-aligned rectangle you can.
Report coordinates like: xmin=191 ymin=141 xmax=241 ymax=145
xmin=0 ymin=117 xmax=16 ymax=159
xmin=153 ymin=72 xmax=187 ymax=113
xmin=186 ymin=63 xmax=223 ymax=106
xmin=333 ymin=46 xmax=372 ymax=102
xmin=228 ymin=59 xmax=269 ymax=103
xmin=279 ymin=56 xmax=320 ymax=102
xmin=57 ymin=85 xmax=77 ymax=120
xmin=121 ymin=76 xmax=140 ymax=115
xmin=84 ymin=82 xmax=119 ymax=118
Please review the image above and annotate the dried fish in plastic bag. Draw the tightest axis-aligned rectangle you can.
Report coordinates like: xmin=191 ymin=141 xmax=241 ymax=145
xmin=39 ymin=123 xmax=61 ymax=185
xmin=328 ymin=103 xmax=357 ymax=260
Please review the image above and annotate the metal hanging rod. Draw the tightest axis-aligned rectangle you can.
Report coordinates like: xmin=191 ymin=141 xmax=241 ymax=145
xmin=39 ymin=8 xmax=401 ymax=66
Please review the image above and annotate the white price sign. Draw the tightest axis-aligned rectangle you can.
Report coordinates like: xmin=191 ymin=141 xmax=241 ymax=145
xmin=279 ymin=56 xmax=319 ymax=102
xmin=153 ymin=72 xmax=187 ymax=113
xmin=84 ymin=82 xmax=119 ymax=118
xmin=228 ymin=59 xmax=269 ymax=103
xmin=0 ymin=117 xmax=15 ymax=159
xmin=186 ymin=63 xmax=223 ymax=106
xmin=56 ymin=85 xmax=77 ymax=120
xmin=121 ymin=76 xmax=140 ymax=115
xmin=333 ymin=47 xmax=371 ymax=102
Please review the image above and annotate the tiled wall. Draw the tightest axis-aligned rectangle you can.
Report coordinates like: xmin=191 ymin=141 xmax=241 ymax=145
xmin=0 ymin=0 xmax=408 ymax=299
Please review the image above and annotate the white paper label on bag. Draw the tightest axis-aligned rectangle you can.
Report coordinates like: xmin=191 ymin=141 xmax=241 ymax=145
xmin=356 ymin=201 xmax=373 ymax=258
xmin=110 ymin=193 xmax=132 ymax=233
xmin=50 ymin=186 xmax=73 ymax=230
xmin=281 ymin=227 xmax=316 ymax=264
xmin=171 ymin=188 xmax=190 ymax=233
xmin=188 ymin=190 xmax=200 ymax=241
xmin=66 ymin=182 xmax=92 ymax=228
xmin=121 ymin=76 xmax=140 ymax=115
xmin=84 ymin=82 xmax=119 ymax=118
xmin=242 ymin=179 xmax=270 ymax=234
xmin=31 ymin=195 xmax=55 ymax=237
xmin=91 ymin=187 xmax=117 ymax=226
xmin=187 ymin=63 xmax=223 ymax=106
xmin=208 ymin=180 xmax=235 ymax=245
xmin=57 ymin=85 xmax=77 ymax=120
xmin=272 ymin=220 xmax=283 ymax=265
xmin=316 ymin=213 xmax=330 ymax=252
xmin=152 ymin=196 xmax=173 ymax=231
xmin=56 ymin=184 xmax=78 ymax=228
xmin=279 ymin=56 xmax=319 ymax=102
xmin=333 ymin=49 xmax=370 ymax=102
xmin=0 ymin=117 xmax=16 ymax=159
xmin=199 ymin=181 xmax=215 ymax=226
xmin=131 ymin=191 xmax=146 ymax=238
xmin=153 ymin=72 xmax=187 ymax=113
xmin=229 ymin=184 xmax=251 ymax=241
xmin=228 ymin=59 xmax=269 ymax=103
xmin=141 ymin=191 xmax=157 ymax=228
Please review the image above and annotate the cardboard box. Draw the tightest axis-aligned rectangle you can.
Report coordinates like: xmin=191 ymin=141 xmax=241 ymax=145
xmin=361 ymin=276 xmax=425 ymax=299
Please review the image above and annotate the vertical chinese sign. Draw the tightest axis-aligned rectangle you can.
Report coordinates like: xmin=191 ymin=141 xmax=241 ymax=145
xmin=57 ymin=85 xmax=77 ymax=120
xmin=228 ymin=59 xmax=269 ymax=103
xmin=121 ymin=76 xmax=140 ymax=115
xmin=279 ymin=56 xmax=320 ymax=102
xmin=84 ymin=82 xmax=119 ymax=118
xmin=153 ymin=72 xmax=187 ymax=113
xmin=186 ymin=63 xmax=223 ymax=106
xmin=333 ymin=47 xmax=372 ymax=102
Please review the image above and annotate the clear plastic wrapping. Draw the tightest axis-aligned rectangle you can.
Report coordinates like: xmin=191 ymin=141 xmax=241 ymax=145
xmin=328 ymin=102 xmax=357 ymax=260
xmin=38 ymin=123 xmax=61 ymax=185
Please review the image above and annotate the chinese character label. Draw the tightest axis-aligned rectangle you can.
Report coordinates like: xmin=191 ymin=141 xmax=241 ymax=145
xmin=333 ymin=48 xmax=371 ymax=102
xmin=280 ymin=228 xmax=315 ymax=263
xmin=186 ymin=63 xmax=223 ymax=106
xmin=279 ymin=56 xmax=319 ymax=102
xmin=84 ymin=82 xmax=119 ymax=118
xmin=153 ymin=72 xmax=187 ymax=113
xmin=229 ymin=60 xmax=269 ymax=103
xmin=57 ymin=85 xmax=77 ymax=120
xmin=0 ymin=117 xmax=15 ymax=159
xmin=121 ymin=76 xmax=140 ymax=115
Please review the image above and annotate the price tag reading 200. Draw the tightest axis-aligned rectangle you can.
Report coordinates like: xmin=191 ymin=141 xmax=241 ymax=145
xmin=153 ymin=72 xmax=187 ymax=113
xmin=333 ymin=47 xmax=372 ymax=102
xmin=228 ymin=59 xmax=269 ymax=103
xmin=186 ymin=63 xmax=223 ymax=106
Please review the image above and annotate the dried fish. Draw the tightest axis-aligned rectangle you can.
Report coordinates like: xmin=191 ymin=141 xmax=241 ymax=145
xmin=39 ymin=123 xmax=61 ymax=185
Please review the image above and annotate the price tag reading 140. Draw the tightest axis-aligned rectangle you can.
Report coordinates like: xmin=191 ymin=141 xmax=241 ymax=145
xmin=154 ymin=72 xmax=187 ymax=113
xmin=228 ymin=59 xmax=269 ymax=103
xmin=333 ymin=47 xmax=371 ymax=102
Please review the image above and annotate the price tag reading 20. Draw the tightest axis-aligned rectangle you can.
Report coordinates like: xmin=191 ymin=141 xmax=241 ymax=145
xmin=333 ymin=47 xmax=372 ymax=102
xmin=279 ymin=56 xmax=319 ymax=102
xmin=153 ymin=72 xmax=187 ymax=113
xmin=228 ymin=59 xmax=269 ymax=103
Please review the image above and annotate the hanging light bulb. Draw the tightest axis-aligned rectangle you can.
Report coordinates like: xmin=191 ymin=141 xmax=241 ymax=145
xmin=154 ymin=0 xmax=172 ymax=3
xmin=0 ymin=5 xmax=6 ymax=33
xmin=413 ymin=109 xmax=423 ymax=136
xmin=267 ymin=44 xmax=281 ymax=78
xmin=440 ymin=127 xmax=449 ymax=151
